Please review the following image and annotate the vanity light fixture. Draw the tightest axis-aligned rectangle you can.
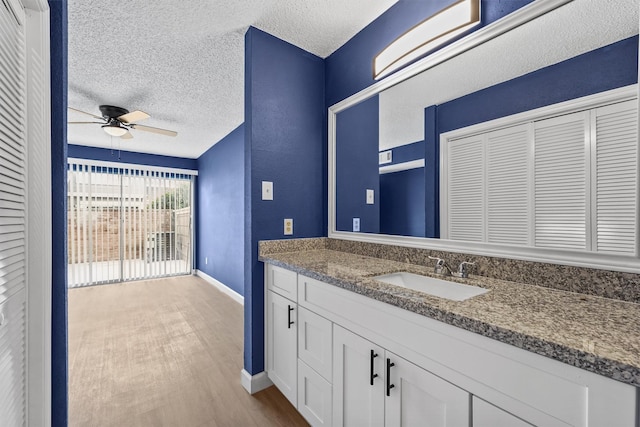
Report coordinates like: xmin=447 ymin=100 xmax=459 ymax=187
xmin=374 ymin=0 xmax=480 ymax=80
xmin=102 ymin=121 xmax=128 ymax=137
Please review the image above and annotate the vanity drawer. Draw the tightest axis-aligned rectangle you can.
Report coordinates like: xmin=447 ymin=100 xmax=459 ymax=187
xmin=266 ymin=264 xmax=297 ymax=300
xmin=298 ymin=306 xmax=332 ymax=382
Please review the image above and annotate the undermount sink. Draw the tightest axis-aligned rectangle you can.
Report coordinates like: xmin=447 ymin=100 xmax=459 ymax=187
xmin=374 ymin=271 xmax=489 ymax=301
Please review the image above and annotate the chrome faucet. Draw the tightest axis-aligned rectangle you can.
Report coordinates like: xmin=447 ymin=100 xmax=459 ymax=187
xmin=452 ymin=261 xmax=475 ymax=278
xmin=428 ymin=256 xmax=452 ymax=276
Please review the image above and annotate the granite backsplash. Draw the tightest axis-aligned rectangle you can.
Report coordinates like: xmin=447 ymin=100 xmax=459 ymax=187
xmin=259 ymin=237 xmax=640 ymax=303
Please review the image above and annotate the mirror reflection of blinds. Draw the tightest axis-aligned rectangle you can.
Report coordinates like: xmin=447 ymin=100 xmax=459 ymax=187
xmin=534 ymin=112 xmax=588 ymax=250
xmin=593 ymin=102 xmax=638 ymax=254
xmin=445 ymin=99 xmax=637 ymax=256
xmin=0 ymin=1 xmax=26 ymax=426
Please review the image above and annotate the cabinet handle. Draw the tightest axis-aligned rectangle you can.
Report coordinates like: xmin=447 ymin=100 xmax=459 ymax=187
xmin=287 ymin=305 xmax=294 ymax=329
xmin=370 ymin=350 xmax=379 ymax=385
xmin=386 ymin=358 xmax=395 ymax=396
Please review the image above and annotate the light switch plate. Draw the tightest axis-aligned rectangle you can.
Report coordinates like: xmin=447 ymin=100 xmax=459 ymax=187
xmin=353 ymin=218 xmax=360 ymax=232
xmin=262 ymin=181 xmax=273 ymax=200
xmin=366 ymin=189 xmax=374 ymax=204
xmin=284 ymin=218 xmax=293 ymax=235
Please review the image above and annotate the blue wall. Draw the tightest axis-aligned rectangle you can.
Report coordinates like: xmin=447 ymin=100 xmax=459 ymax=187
xmin=378 ymin=140 xmax=426 ymax=237
xmin=68 ymin=144 xmax=197 ymax=170
xmin=336 ymin=96 xmax=379 ymax=233
xmin=244 ymin=28 xmax=325 ymax=374
xmin=325 ymin=0 xmax=534 ymax=106
xmin=196 ymin=124 xmax=245 ymax=295
xmin=382 ymin=140 xmax=424 ymax=166
xmin=424 ymin=105 xmax=439 ymax=238
xmin=50 ymin=1 xmax=67 ymax=425
xmin=380 ymin=167 xmax=426 ymax=236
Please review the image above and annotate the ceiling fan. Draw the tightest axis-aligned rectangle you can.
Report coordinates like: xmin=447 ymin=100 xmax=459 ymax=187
xmin=68 ymin=105 xmax=178 ymax=139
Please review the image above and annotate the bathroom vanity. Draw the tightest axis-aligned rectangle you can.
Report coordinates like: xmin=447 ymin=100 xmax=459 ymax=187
xmin=260 ymin=238 xmax=639 ymax=427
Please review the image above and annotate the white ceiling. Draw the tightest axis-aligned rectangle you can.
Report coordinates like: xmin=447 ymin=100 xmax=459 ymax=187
xmin=67 ymin=0 xmax=399 ymax=159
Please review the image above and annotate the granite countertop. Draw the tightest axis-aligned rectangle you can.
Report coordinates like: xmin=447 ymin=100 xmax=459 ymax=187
xmin=259 ymin=248 xmax=640 ymax=388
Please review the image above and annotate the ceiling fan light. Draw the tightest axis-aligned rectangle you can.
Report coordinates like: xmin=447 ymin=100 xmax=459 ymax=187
xmin=102 ymin=123 xmax=128 ymax=137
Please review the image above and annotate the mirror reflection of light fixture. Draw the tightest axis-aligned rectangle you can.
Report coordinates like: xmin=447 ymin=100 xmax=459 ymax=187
xmin=102 ymin=122 xmax=128 ymax=137
xmin=374 ymin=0 xmax=480 ymax=80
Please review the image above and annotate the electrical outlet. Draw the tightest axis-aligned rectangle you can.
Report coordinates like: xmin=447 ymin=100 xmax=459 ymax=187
xmin=284 ymin=218 xmax=293 ymax=235
xmin=205 ymin=257 xmax=208 ymax=265
xmin=262 ymin=181 xmax=273 ymax=200
xmin=366 ymin=189 xmax=374 ymax=204
xmin=353 ymin=218 xmax=360 ymax=232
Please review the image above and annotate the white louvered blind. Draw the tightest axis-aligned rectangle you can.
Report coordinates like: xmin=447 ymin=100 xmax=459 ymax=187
xmin=0 ymin=0 xmax=27 ymax=425
xmin=447 ymin=134 xmax=485 ymax=242
xmin=593 ymin=100 xmax=638 ymax=254
xmin=487 ymin=124 xmax=530 ymax=245
xmin=534 ymin=112 xmax=588 ymax=250
xmin=443 ymin=98 xmax=638 ymax=256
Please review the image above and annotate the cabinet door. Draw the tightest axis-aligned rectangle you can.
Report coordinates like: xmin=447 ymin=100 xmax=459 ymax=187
xmin=266 ymin=290 xmax=297 ymax=406
xmin=473 ymin=397 xmax=532 ymax=427
xmin=385 ymin=351 xmax=470 ymax=427
xmin=333 ymin=325 xmax=384 ymax=427
xmin=298 ymin=359 xmax=333 ymax=426
xmin=298 ymin=306 xmax=333 ymax=381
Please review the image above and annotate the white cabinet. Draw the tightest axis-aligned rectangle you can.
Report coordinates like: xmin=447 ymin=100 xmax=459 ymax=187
xmin=298 ymin=306 xmax=333 ymax=381
xmin=385 ymin=350 xmax=470 ymax=426
xmin=333 ymin=325 xmax=385 ymax=427
xmin=473 ymin=397 xmax=532 ymax=427
xmin=266 ymin=264 xmax=334 ymax=426
xmin=266 ymin=290 xmax=297 ymax=406
xmin=333 ymin=325 xmax=470 ymax=427
xmin=267 ymin=265 xmax=637 ymax=427
xmin=298 ymin=359 xmax=333 ymax=426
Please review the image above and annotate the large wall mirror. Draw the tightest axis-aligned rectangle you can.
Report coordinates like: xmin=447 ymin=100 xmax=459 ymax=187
xmin=329 ymin=0 xmax=640 ymax=272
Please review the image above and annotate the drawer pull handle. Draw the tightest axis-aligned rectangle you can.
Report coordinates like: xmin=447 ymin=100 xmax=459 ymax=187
xmin=386 ymin=358 xmax=395 ymax=396
xmin=287 ymin=305 xmax=294 ymax=329
xmin=370 ymin=350 xmax=378 ymax=385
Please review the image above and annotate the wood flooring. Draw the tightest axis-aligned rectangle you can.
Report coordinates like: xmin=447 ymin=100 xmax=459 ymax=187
xmin=68 ymin=275 xmax=308 ymax=427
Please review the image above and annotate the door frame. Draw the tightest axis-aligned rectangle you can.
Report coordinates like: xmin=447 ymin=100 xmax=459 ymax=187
xmin=21 ymin=0 xmax=53 ymax=425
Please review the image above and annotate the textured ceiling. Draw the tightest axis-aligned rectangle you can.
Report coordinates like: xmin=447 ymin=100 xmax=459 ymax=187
xmin=67 ymin=0 xmax=398 ymax=159
xmin=379 ymin=0 xmax=639 ymax=149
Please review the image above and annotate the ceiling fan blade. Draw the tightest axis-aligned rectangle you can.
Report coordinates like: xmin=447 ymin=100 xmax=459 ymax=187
xmin=68 ymin=107 xmax=103 ymax=120
xmin=68 ymin=121 xmax=103 ymax=124
xmin=118 ymin=110 xmax=150 ymax=124
xmin=121 ymin=131 xmax=133 ymax=140
xmin=132 ymin=124 xmax=177 ymax=137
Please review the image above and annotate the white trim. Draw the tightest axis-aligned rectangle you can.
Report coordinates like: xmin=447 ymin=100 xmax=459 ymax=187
xmin=23 ymin=0 xmax=52 ymax=425
xmin=196 ymin=270 xmax=244 ymax=305
xmin=330 ymin=0 xmax=573 ymax=114
xmin=379 ymin=159 xmax=425 ymax=174
xmin=240 ymin=369 xmax=273 ymax=395
xmin=68 ymin=157 xmax=198 ymax=176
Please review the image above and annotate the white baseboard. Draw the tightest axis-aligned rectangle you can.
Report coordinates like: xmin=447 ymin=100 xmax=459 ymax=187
xmin=196 ymin=270 xmax=244 ymax=305
xmin=240 ymin=369 xmax=273 ymax=394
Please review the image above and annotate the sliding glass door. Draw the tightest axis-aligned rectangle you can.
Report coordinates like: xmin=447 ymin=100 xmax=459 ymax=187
xmin=67 ymin=160 xmax=196 ymax=287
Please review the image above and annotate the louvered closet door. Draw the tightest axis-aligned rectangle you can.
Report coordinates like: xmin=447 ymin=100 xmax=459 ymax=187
xmin=486 ymin=124 xmax=531 ymax=245
xmin=0 ymin=0 xmax=27 ymax=425
xmin=534 ymin=111 xmax=589 ymax=250
xmin=446 ymin=134 xmax=485 ymax=241
xmin=593 ymin=100 xmax=638 ymax=255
